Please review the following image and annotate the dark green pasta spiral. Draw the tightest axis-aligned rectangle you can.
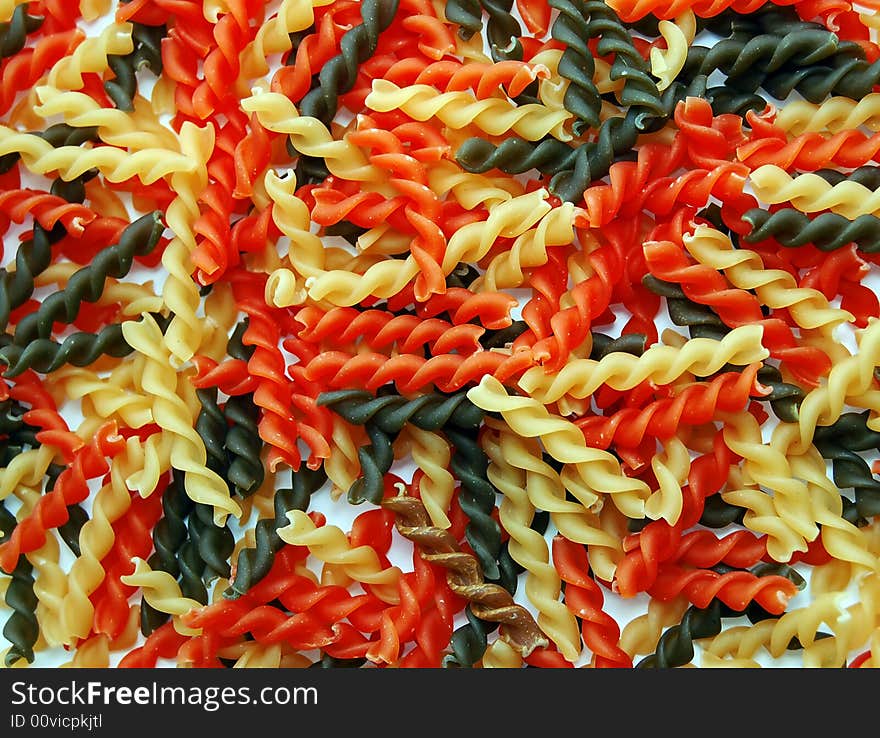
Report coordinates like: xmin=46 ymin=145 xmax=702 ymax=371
xmin=456 ymin=136 xmax=577 ymax=176
xmin=549 ymin=0 xmax=602 ymax=131
xmin=225 ymin=466 xmax=328 ymax=599
xmin=0 ymin=313 xmax=170 ymax=377
xmin=814 ymin=412 xmax=880 ymax=524
xmin=482 ymin=0 xmax=523 ymax=61
xmin=705 ymin=86 xmax=768 ymax=117
xmin=347 ymin=422 xmax=394 ymax=505
xmin=187 ymin=501 xmax=234 ymax=585
xmin=815 ymin=166 xmax=880 ymax=189
xmin=0 ymin=4 xmax=43 ymax=60
xmin=227 ymin=318 xmax=254 ymax=362
xmin=141 ymin=472 xmax=195 ymax=635
xmin=104 ymin=22 xmax=165 ymax=111
xmin=223 ymin=393 xmax=265 ymax=498
xmin=3 ymin=556 xmax=38 ymax=666
xmin=642 ymin=275 xmax=729 ymax=341
xmin=292 ymin=0 xmax=399 ymax=181
xmin=317 ymin=390 xmax=483 ymax=433
xmin=10 ymin=211 xmax=164 ymax=347
xmin=445 ymin=0 xmax=483 ymax=40
xmin=177 ymin=540 xmax=210 ymax=604
xmin=443 ymin=606 xmax=497 ymax=668
xmin=583 ymin=0 xmax=664 ymax=119
xmin=763 ymin=55 xmax=880 ymax=104
xmin=590 ymin=332 xmax=647 ymax=359
xmin=680 ymin=29 xmax=848 ymax=92
xmin=549 ymin=78 xmax=706 ymax=202
xmin=50 ymin=169 xmax=98 ymax=205
xmin=445 ymin=424 xmax=507 ymax=587
xmin=755 ymin=365 xmax=804 ymax=423
xmin=480 ymin=320 xmax=528 ymax=349
xmin=698 ymin=494 xmax=747 ymax=528
xmin=196 ymin=387 xmax=229 ymax=481
xmin=0 ymin=223 xmax=63 ymax=331
xmin=0 ymin=503 xmax=37 ymax=666
xmin=744 ymin=208 xmax=880 ymax=253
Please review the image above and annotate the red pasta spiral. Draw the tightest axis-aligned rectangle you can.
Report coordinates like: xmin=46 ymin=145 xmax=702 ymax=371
xmin=0 ymin=30 xmax=82 ymax=115
xmin=295 ymin=306 xmax=484 ymax=354
xmin=91 ymin=476 xmax=166 ymax=640
xmin=576 ymin=364 xmax=766 ymax=450
xmin=0 ymin=423 xmax=124 ymax=572
xmin=738 ymin=108 xmax=880 ymax=171
xmin=552 ymin=536 xmax=632 ymax=668
xmin=647 ymin=564 xmax=799 ymax=614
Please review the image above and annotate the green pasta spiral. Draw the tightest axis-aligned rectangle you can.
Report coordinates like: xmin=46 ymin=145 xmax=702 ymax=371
xmin=814 ymin=412 xmax=880 ymax=524
xmin=744 ymin=208 xmax=880 ymax=253
xmin=187 ymin=501 xmax=234 ymax=585
xmin=763 ymin=55 xmax=880 ymax=104
xmin=225 ymin=467 xmax=327 ymax=599
xmin=583 ymin=0 xmax=664 ymax=118
xmin=482 ymin=0 xmax=523 ymax=61
xmin=681 ymin=29 xmax=847 ymax=92
xmin=317 ymin=390 xmax=483 ymax=433
xmin=0 ymin=3 xmax=42 ymax=60
xmin=444 ymin=0 xmax=483 ymax=40
xmin=0 ymin=313 xmax=170 ymax=377
xmin=196 ymin=387 xmax=228 ymax=480
xmin=104 ymin=22 xmax=165 ymax=111
xmin=456 ymin=136 xmax=577 ymax=176
xmin=0 ymin=223 xmax=62 ymax=331
xmin=3 ymin=556 xmax=38 ymax=666
xmin=446 ymin=424 xmax=507 ymax=587
xmin=549 ymin=0 xmax=602 ymax=131
xmin=642 ymin=275 xmax=729 ymax=341
xmin=10 ymin=211 xmax=164 ymax=347
xmin=223 ymin=393 xmax=265 ymax=499
xmin=141 ymin=472 xmax=195 ymax=635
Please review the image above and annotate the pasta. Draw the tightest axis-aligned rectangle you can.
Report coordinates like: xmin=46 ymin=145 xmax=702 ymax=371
xmin=3 ymin=0 xmax=880 ymax=675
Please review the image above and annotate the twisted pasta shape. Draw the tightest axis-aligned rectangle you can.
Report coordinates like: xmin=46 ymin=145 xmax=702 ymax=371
xmin=57 ymin=438 xmax=147 ymax=644
xmin=743 ymin=208 xmax=880 ymax=253
xmin=552 ymin=536 xmax=632 ymax=668
xmin=10 ymin=212 xmax=163 ymax=346
xmin=120 ymin=558 xmax=201 ymax=635
xmin=651 ymin=12 xmax=695 ymax=91
xmin=298 ymin=0 xmax=401 ymax=126
xmin=226 ymin=467 xmax=327 ymax=598
xmin=122 ymin=314 xmax=242 ymax=526
xmin=518 ymin=325 xmax=768 ymax=404
xmin=240 ymin=0 xmax=335 ymax=81
xmin=383 ymin=494 xmax=548 ymax=656
xmin=277 ymin=511 xmax=401 ymax=603
xmin=33 ymin=85 xmax=181 ymax=153
xmin=484 ymin=422 xmax=581 ymax=661
xmin=366 ymin=80 xmax=571 ymax=141
xmin=750 ymin=165 xmax=880 ymax=219
xmin=160 ymin=123 xmax=215 ymax=365
xmin=774 ymin=93 xmax=880 ymax=135
xmin=682 ymin=224 xmax=852 ymax=333
xmin=577 ymin=365 xmax=762 ymax=451
xmin=468 ymin=377 xmax=651 ymax=518
xmin=0 ymin=424 xmax=123 ymax=572
xmin=406 ymin=426 xmax=455 ymax=530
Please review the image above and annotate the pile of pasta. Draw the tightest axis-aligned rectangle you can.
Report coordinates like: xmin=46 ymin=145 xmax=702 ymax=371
xmin=1 ymin=0 xmax=880 ymax=670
